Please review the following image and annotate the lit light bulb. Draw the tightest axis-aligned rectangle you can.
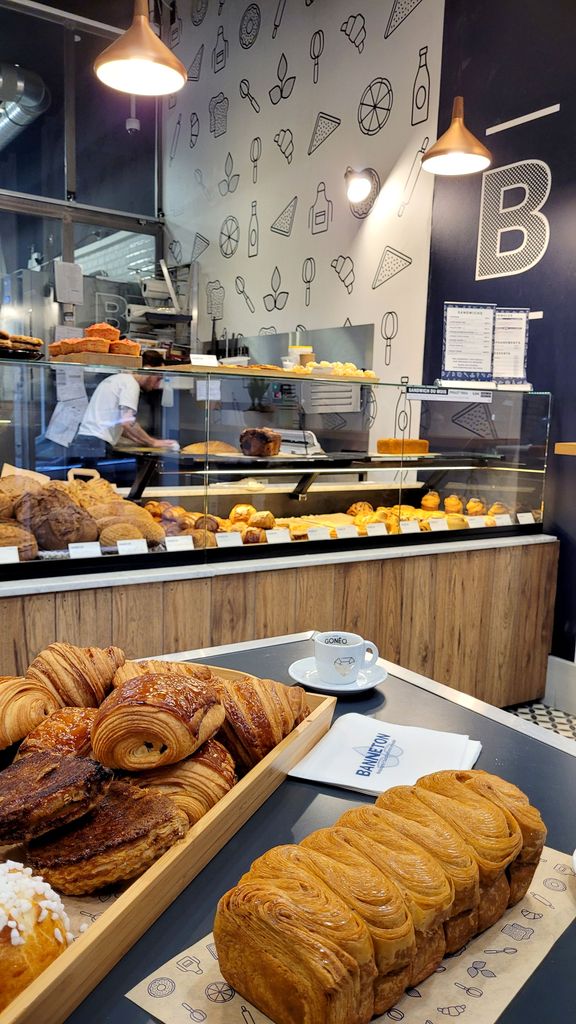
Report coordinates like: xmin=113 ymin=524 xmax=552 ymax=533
xmin=421 ymin=151 xmax=491 ymax=176
xmin=345 ymin=169 xmax=372 ymax=203
xmin=421 ymin=97 xmax=491 ymax=176
xmin=94 ymin=0 xmax=186 ymax=97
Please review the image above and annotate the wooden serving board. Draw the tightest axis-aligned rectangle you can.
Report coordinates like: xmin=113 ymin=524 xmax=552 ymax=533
xmin=50 ymin=353 xmax=142 ymax=368
xmin=3 ymin=674 xmax=336 ymax=1024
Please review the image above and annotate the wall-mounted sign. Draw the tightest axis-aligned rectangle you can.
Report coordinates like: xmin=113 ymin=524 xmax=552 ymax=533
xmin=442 ymin=301 xmax=496 ymax=382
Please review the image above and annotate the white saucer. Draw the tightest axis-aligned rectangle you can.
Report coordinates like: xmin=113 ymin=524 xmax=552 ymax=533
xmin=288 ymin=657 xmax=387 ymax=695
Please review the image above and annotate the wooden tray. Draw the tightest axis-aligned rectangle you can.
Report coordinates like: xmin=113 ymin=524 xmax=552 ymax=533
xmin=50 ymin=353 xmax=142 ymax=368
xmin=178 ymin=364 xmax=379 ymax=383
xmin=3 ymin=678 xmax=336 ymax=1024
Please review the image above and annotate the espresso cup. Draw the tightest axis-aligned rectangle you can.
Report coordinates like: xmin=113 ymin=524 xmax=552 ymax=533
xmin=314 ymin=631 xmax=379 ymax=685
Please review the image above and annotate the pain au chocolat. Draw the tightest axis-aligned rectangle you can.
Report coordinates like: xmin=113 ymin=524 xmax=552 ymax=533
xmin=28 ymin=781 xmax=188 ymax=895
xmin=91 ymin=672 xmax=225 ymax=771
xmin=214 ymin=769 xmax=546 ymax=1024
xmin=0 ymin=751 xmax=112 ymax=843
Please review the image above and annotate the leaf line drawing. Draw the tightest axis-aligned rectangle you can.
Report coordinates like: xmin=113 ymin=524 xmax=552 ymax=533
xmin=263 ymin=267 xmax=289 ymax=311
xmin=270 ymin=53 xmax=296 ymax=105
xmin=218 ymin=152 xmax=239 ymax=195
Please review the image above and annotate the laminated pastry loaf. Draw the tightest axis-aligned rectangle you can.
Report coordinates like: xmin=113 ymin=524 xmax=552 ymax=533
xmin=214 ymin=769 xmax=546 ymax=1024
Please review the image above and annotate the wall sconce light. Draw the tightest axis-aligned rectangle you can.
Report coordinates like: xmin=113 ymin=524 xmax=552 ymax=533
xmin=94 ymin=0 xmax=187 ymax=97
xmin=421 ymin=96 xmax=491 ymax=175
xmin=345 ymin=167 xmax=373 ymax=203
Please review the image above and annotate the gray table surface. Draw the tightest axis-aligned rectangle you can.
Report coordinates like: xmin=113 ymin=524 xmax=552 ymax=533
xmin=66 ymin=634 xmax=576 ymax=1024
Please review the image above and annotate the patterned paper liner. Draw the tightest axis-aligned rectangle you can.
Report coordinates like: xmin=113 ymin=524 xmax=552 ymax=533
xmin=127 ymin=847 xmax=576 ymax=1024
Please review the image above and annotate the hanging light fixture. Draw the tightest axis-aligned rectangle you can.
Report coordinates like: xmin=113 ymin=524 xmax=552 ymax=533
xmin=94 ymin=0 xmax=187 ymax=97
xmin=421 ymin=96 xmax=491 ymax=176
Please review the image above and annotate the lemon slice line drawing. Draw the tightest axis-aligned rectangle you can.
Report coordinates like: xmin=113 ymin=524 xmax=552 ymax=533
xmin=219 ymin=216 xmax=240 ymax=258
xmin=358 ymin=77 xmax=393 ymax=136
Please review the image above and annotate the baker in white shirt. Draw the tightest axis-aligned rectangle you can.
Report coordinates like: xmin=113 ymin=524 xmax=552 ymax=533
xmin=76 ymin=352 xmax=178 ymax=455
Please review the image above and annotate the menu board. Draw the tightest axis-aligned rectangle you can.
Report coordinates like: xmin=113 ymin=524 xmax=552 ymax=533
xmin=442 ymin=301 xmax=496 ymax=381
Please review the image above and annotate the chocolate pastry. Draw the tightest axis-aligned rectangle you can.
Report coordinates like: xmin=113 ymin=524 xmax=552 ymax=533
xmin=28 ymin=781 xmax=189 ymax=895
xmin=91 ymin=672 xmax=225 ymax=770
xmin=14 ymin=486 xmax=98 ymax=550
xmin=126 ymin=737 xmax=236 ymax=825
xmin=16 ymin=707 xmax=97 ymax=760
xmin=0 ymin=751 xmax=112 ymax=843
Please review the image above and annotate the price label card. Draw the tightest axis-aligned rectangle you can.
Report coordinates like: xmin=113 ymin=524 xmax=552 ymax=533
xmin=335 ymin=525 xmax=359 ymax=539
xmin=0 ymin=546 xmax=20 ymax=564
xmin=366 ymin=522 xmax=388 ymax=536
xmin=307 ymin=526 xmax=331 ymax=541
xmin=400 ymin=520 xmax=420 ymax=534
xmin=68 ymin=542 xmax=102 ymax=559
xmin=265 ymin=528 xmax=292 ymax=544
xmin=429 ymin=518 xmax=449 ymax=532
xmin=467 ymin=516 xmax=486 ymax=529
xmin=517 ymin=511 xmax=535 ymax=525
xmin=165 ymin=535 xmax=194 ymax=552
xmin=494 ymin=513 xmax=513 ymax=526
xmin=215 ymin=532 xmax=244 ymax=548
xmin=116 ymin=539 xmax=148 ymax=556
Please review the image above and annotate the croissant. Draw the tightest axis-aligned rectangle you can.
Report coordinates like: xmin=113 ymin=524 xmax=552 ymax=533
xmin=214 ymin=876 xmax=375 ymax=1024
xmin=213 ymin=676 xmax=310 ymax=771
xmin=0 ymin=676 xmax=60 ymax=750
xmin=126 ymin=738 xmax=236 ymax=824
xmin=112 ymin=658 xmax=213 ymax=688
xmin=91 ymin=672 xmax=225 ymax=770
xmin=414 ymin=771 xmax=523 ymax=929
xmin=15 ymin=707 xmax=97 ymax=760
xmin=26 ymin=643 xmax=126 ymax=707
xmin=375 ymin=788 xmax=480 ymax=951
xmin=336 ymin=808 xmax=454 ymax=984
xmin=254 ymin=837 xmax=415 ymax=1015
xmin=435 ymin=769 xmax=546 ymax=904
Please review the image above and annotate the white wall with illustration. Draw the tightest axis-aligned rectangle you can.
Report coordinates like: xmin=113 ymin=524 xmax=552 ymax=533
xmin=164 ymin=0 xmax=445 ymax=392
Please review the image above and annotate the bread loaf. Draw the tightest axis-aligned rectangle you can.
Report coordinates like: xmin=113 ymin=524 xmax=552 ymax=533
xmin=0 ymin=519 xmax=38 ymax=560
xmin=14 ymin=487 xmax=98 ymax=550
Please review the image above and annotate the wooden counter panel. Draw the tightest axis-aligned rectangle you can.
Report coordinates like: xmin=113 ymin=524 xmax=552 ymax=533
xmin=163 ymin=579 xmax=211 ymax=655
xmin=210 ymin=572 xmax=256 ymax=646
xmin=400 ymin=556 xmax=437 ymax=678
xmin=0 ymin=594 xmax=56 ymax=674
xmin=296 ymin=564 xmax=335 ymax=635
xmin=55 ymin=590 xmax=112 ymax=650
xmin=111 ymin=583 xmax=164 ymax=658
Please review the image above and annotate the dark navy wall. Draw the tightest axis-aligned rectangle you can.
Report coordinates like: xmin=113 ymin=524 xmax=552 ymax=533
xmin=425 ymin=0 xmax=576 ymax=660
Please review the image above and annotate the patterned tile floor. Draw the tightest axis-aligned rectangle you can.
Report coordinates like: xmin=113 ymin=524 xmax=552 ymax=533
xmin=506 ymin=701 xmax=576 ymax=741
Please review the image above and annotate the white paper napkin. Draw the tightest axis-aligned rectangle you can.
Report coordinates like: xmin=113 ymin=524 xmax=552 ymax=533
xmin=288 ymin=713 xmax=482 ymax=795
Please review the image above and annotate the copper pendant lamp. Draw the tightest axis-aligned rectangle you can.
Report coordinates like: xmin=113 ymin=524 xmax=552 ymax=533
xmin=94 ymin=0 xmax=187 ymax=97
xmin=421 ymin=96 xmax=492 ymax=175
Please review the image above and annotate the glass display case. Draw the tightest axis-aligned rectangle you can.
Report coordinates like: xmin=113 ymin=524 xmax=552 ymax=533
xmin=0 ymin=358 xmax=551 ymax=579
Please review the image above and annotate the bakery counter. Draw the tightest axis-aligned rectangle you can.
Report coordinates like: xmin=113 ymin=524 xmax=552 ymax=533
xmin=65 ymin=632 xmax=576 ymax=1024
xmin=0 ymin=535 xmax=559 ymax=707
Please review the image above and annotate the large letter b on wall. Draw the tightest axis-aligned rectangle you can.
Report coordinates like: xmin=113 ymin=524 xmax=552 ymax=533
xmin=476 ymin=160 xmax=551 ymax=280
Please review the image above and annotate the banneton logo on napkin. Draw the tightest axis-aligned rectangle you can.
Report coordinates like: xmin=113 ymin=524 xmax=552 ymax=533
xmin=288 ymin=713 xmax=482 ymax=796
xmin=354 ymin=734 xmax=404 ymax=777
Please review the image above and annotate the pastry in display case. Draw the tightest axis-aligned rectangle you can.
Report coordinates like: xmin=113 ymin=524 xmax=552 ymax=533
xmin=0 ymin=358 xmax=550 ymax=577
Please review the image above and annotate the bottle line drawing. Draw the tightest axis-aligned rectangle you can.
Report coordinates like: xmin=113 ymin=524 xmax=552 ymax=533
xmin=411 ymin=45 xmax=430 ymax=125
xmin=248 ymin=200 xmax=259 ymax=257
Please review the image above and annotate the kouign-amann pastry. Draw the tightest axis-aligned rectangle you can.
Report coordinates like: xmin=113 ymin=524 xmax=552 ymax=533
xmin=214 ymin=676 xmax=310 ymax=771
xmin=421 ymin=490 xmax=440 ymax=511
xmin=229 ymin=503 xmax=257 ymax=524
xmin=466 ymin=497 xmax=486 ymax=516
xmin=91 ymin=672 xmax=225 ymax=770
xmin=0 ymin=860 xmax=73 ymax=1012
xmin=127 ymin=737 xmax=236 ymax=825
xmin=0 ymin=520 xmax=38 ymax=561
xmin=188 ymin=528 xmax=217 ymax=548
xmin=215 ymin=875 xmax=375 ymax=1024
xmin=444 ymin=494 xmax=464 ymax=514
xmin=0 ymin=676 xmax=60 ymax=750
xmin=28 ymin=781 xmax=188 ymax=895
xmin=26 ymin=642 xmax=125 ymax=708
xmin=243 ymin=526 xmax=266 ymax=544
xmin=488 ymin=501 xmax=510 ymax=516
xmin=15 ymin=487 xmax=98 ymax=550
xmin=256 ymin=838 xmax=415 ymax=1015
xmin=239 ymin=427 xmax=282 ymax=457
xmin=347 ymin=502 xmax=374 ymax=517
xmin=0 ymin=751 xmax=112 ymax=843
xmin=446 ymin=513 xmax=468 ymax=530
xmin=15 ymin=707 xmax=97 ymax=760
